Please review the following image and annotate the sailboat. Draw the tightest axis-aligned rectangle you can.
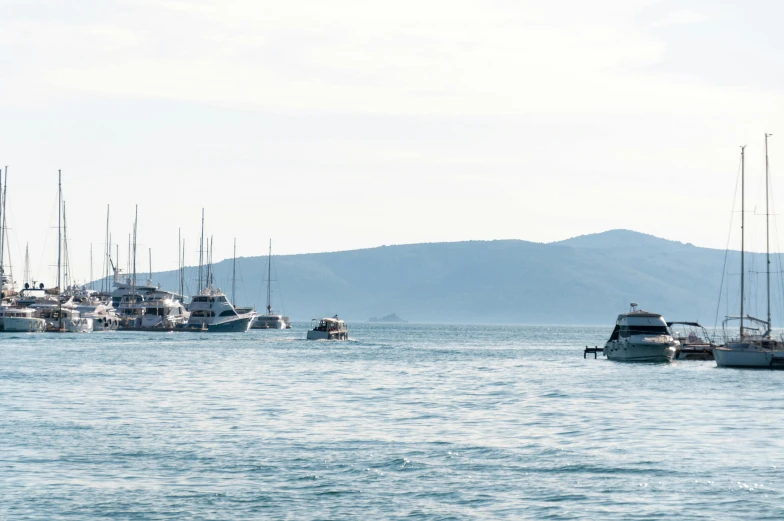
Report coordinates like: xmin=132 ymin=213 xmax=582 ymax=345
xmin=34 ymin=171 xmax=92 ymax=332
xmin=714 ymin=136 xmax=784 ymax=368
xmin=251 ymin=239 xmax=291 ymax=329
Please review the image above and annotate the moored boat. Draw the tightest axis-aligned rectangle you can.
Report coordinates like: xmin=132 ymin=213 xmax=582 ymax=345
xmin=667 ymin=321 xmax=716 ymax=360
xmin=715 ymin=138 xmax=784 ymax=369
xmin=604 ymin=303 xmax=678 ymax=362
xmin=1 ymin=307 xmax=45 ymax=332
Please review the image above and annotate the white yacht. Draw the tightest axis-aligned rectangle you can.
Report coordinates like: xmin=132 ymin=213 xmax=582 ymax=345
xmin=715 ymin=139 xmax=784 ymax=369
xmin=184 ymin=287 xmax=254 ymax=332
xmin=306 ymin=316 xmax=349 ymax=340
xmin=74 ymin=301 xmax=120 ymax=331
xmin=252 ymin=308 xmax=289 ymax=330
xmin=32 ymin=304 xmax=93 ymax=333
xmin=139 ymin=291 xmax=189 ymax=329
xmin=604 ymin=304 xmax=678 ymax=362
xmin=0 ymin=307 xmax=45 ymax=332
xmin=115 ymin=293 xmax=145 ymax=327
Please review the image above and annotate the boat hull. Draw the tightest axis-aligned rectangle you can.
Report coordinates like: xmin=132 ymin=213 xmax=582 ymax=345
xmin=306 ymin=330 xmax=348 ymax=341
xmin=714 ymin=345 xmax=784 ymax=368
xmin=3 ymin=317 xmax=46 ymax=332
xmin=203 ymin=316 xmax=253 ymax=333
xmin=65 ymin=318 xmax=93 ymax=333
xmin=605 ymin=341 xmax=676 ymax=362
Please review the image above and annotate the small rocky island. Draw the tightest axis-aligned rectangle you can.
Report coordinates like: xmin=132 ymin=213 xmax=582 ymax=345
xmin=368 ymin=313 xmax=407 ymax=323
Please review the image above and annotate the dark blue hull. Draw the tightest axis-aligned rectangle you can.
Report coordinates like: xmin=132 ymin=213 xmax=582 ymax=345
xmin=207 ymin=316 xmax=252 ymax=333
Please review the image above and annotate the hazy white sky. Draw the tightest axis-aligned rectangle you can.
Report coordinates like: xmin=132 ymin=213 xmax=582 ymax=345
xmin=1 ymin=0 xmax=783 ymax=284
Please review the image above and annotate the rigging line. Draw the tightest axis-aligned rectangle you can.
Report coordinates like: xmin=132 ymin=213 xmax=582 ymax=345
xmin=714 ymin=154 xmax=743 ymax=331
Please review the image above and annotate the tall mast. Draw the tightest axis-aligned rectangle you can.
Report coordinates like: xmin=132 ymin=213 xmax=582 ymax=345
xmin=58 ymin=170 xmax=62 ymax=329
xmin=766 ymin=133 xmax=773 ymax=331
xmin=209 ymin=236 xmax=214 ymax=287
xmin=90 ymin=243 xmax=93 ymax=290
xmin=0 ymin=166 xmax=6 ymax=279
xmin=178 ymin=228 xmax=182 ymax=298
xmin=267 ymin=239 xmax=272 ymax=314
xmin=132 ymin=205 xmax=137 ymax=297
xmin=0 ymin=166 xmax=4 ymax=279
xmin=181 ymin=238 xmax=185 ymax=299
xmin=232 ymin=238 xmax=236 ymax=305
xmin=148 ymin=247 xmax=152 ymax=283
xmin=198 ymin=209 xmax=204 ymax=293
xmin=23 ymin=243 xmax=29 ymax=286
xmin=740 ymin=145 xmax=746 ymax=338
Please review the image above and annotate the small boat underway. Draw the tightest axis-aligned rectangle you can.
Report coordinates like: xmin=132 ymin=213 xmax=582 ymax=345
xmin=604 ymin=303 xmax=678 ymax=362
xmin=306 ymin=316 xmax=349 ymax=340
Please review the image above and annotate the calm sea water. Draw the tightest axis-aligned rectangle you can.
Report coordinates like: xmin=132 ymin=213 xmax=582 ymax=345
xmin=2 ymin=323 xmax=784 ymax=520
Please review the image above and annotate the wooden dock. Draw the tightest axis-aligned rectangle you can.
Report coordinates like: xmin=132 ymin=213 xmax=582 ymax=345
xmin=584 ymin=346 xmax=603 ymax=359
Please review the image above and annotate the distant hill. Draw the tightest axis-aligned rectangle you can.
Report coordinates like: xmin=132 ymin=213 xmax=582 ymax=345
xmin=98 ymin=230 xmax=777 ymax=325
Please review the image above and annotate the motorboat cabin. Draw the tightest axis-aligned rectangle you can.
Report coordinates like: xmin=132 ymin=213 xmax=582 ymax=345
xmin=306 ymin=316 xmax=348 ymax=340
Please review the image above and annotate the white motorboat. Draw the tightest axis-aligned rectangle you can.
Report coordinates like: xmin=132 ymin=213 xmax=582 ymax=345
xmin=1 ymin=307 xmax=45 ymax=332
xmin=139 ymin=291 xmax=189 ymax=329
xmin=715 ymin=138 xmax=784 ymax=369
xmin=306 ymin=316 xmax=349 ymax=340
xmin=253 ymin=313 xmax=288 ymax=329
xmin=74 ymin=301 xmax=120 ymax=331
xmin=604 ymin=303 xmax=678 ymax=362
xmin=33 ymin=304 xmax=93 ymax=332
xmin=184 ymin=286 xmax=254 ymax=332
xmin=667 ymin=321 xmax=716 ymax=360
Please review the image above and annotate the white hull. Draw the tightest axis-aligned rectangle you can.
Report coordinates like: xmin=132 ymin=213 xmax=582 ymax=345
xmin=4 ymin=316 xmax=46 ymax=332
xmin=252 ymin=317 xmax=286 ymax=329
xmin=605 ymin=341 xmax=676 ymax=362
xmin=65 ymin=318 xmax=93 ymax=333
xmin=306 ymin=330 xmax=348 ymax=340
xmin=714 ymin=345 xmax=784 ymax=368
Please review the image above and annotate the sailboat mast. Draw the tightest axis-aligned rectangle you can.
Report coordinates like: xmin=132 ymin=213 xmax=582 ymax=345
xmin=132 ymin=205 xmax=137 ymax=297
xmin=232 ymin=238 xmax=236 ymax=306
xmin=0 ymin=167 xmax=3 ymax=279
xmin=0 ymin=166 xmax=6 ymax=279
xmin=58 ymin=170 xmax=62 ymax=329
xmin=267 ymin=239 xmax=272 ymax=314
xmin=148 ymin=248 xmax=152 ymax=283
xmin=24 ymin=243 xmax=29 ymax=286
xmin=198 ymin=209 xmax=204 ymax=293
xmin=740 ymin=146 xmax=746 ymax=338
xmin=178 ymin=228 xmax=183 ymax=298
xmin=90 ymin=243 xmax=93 ymax=290
xmin=766 ymin=133 xmax=773 ymax=331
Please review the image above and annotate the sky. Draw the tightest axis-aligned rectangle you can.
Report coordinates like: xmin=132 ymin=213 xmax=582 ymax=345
xmin=1 ymin=0 xmax=783 ymax=285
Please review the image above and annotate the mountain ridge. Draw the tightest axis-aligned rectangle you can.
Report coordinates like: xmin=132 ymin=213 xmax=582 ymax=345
xmin=97 ymin=229 xmax=775 ymax=325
